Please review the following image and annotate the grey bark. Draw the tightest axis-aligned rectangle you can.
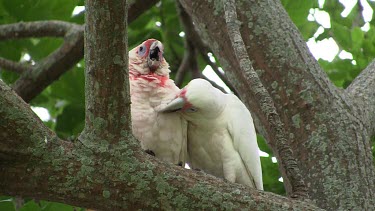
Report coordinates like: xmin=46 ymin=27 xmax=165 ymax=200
xmin=223 ymin=0 xmax=307 ymax=199
xmin=346 ymin=59 xmax=375 ymax=134
xmin=179 ymin=0 xmax=375 ymax=210
xmin=0 ymin=57 xmax=31 ymax=74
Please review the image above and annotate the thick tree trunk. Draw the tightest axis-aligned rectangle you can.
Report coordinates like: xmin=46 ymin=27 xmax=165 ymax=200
xmin=179 ymin=0 xmax=375 ymax=210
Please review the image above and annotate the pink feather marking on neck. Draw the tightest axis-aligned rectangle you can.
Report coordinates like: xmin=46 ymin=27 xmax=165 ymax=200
xmin=179 ymin=88 xmax=192 ymax=111
xmin=130 ymin=71 xmax=169 ymax=87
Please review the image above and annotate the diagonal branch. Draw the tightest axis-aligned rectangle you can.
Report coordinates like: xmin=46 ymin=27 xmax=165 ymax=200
xmin=0 ymin=57 xmax=31 ymax=74
xmin=223 ymin=0 xmax=308 ymax=199
xmin=199 ymin=51 xmax=239 ymax=95
xmin=12 ymin=24 xmax=84 ymax=102
xmin=128 ymin=0 xmax=160 ymax=23
xmin=176 ymin=1 xmax=237 ymax=94
xmin=174 ymin=38 xmax=194 ymax=87
xmin=346 ymin=59 xmax=375 ymax=135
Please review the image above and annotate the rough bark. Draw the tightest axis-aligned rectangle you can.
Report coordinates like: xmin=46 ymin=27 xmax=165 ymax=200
xmin=179 ymin=0 xmax=375 ymax=210
xmin=346 ymin=59 xmax=375 ymax=134
xmin=81 ymin=0 xmax=130 ymax=139
xmin=223 ymin=0 xmax=307 ymax=199
xmin=0 ymin=57 xmax=31 ymax=74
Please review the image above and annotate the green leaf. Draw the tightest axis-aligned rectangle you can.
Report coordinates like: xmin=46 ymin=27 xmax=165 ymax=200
xmin=299 ymin=21 xmax=320 ymax=40
xmin=281 ymin=0 xmax=314 ymax=26
xmin=2 ymin=0 xmax=76 ymax=21
xmin=49 ymin=65 xmax=85 ymax=105
xmin=0 ymin=196 xmax=15 ymax=211
xmin=315 ymin=29 xmax=330 ymax=41
xmin=331 ymin=22 xmax=351 ymax=49
xmin=257 ymin=135 xmax=273 ymax=155
xmin=19 ymin=200 xmax=41 ymax=211
xmin=351 ymin=27 xmax=364 ymax=51
xmin=26 ymin=38 xmax=64 ymax=61
xmin=40 ymin=201 xmax=82 ymax=211
xmin=55 ymin=103 xmax=85 ymax=138
xmin=261 ymin=157 xmax=285 ymax=194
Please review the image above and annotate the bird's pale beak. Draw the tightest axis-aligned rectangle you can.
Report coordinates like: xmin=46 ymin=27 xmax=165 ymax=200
xmin=159 ymin=97 xmax=185 ymax=113
xmin=147 ymin=41 xmax=163 ymax=72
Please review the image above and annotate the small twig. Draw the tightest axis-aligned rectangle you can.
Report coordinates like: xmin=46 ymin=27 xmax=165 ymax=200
xmin=175 ymin=2 xmax=197 ymax=87
xmin=174 ymin=40 xmax=192 ymax=87
xmin=223 ymin=0 xmax=308 ymax=199
xmin=0 ymin=57 xmax=31 ymax=74
xmin=177 ymin=2 xmax=238 ymax=95
xmin=199 ymin=51 xmax=239 ymax=95
xmin=200 ymin=73 xmax=227 ymax=93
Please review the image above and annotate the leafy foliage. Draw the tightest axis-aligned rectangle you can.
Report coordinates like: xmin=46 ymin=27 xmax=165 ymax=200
xmin=0 ymin=196 xmax=84 ymax=211
xmin=0 ymin=0 xmax=374 ymax=209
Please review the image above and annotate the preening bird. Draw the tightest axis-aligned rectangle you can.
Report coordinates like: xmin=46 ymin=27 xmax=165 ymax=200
xmin=160 ymin=79 xmax=263 ymax=190
xmin=129 ymin=39 xmax=187 ymax=165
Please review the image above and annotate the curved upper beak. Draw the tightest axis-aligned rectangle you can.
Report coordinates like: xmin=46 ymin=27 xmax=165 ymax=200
xmin=147 ymin=41 xmax=163 ymax=72
xmin=159 ymin=97 xmax=185 ymax=113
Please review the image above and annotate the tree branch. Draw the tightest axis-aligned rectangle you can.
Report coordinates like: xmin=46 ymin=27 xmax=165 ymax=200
xmin=13 ymin=24 xmax=84 ymax=102
xmin=128 ymin=0 xmax=160 ymax=23
xmin=179 ymin=1 xmax=375 ymax=209
xmin=176 ymin=1 xmax=238 ymax=94
xmin=174 ymin=39 xmax=193 ymax=87
xmin=199 ymin=50 xmax=239 ymax=95
xmin=0 ymin=57 xmax=31 ymax=74
xmin=346 ymin=59 xmax=375 ymax=135
xmin=223 ymin=0 xmax=307 ymax=199
xmin=0 ymin=21 xmax=77 ymax=40
xmin=0 ymin=0 xmax=160 ymax=102
xmin=80 ymin=0 xmax=130 ymax=139
xmin=0 ymin=80 xmax=63 ymax=163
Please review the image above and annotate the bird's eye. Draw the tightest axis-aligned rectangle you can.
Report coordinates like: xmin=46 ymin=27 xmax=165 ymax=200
xmin=138 ymin=45 xmax=146 ymax=56
xmin=186 ymin=107 xmax=198 ymax=113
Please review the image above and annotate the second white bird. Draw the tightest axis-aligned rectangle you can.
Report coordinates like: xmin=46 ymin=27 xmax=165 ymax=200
xmin=160 ymin=79 xmax=263 ymax=190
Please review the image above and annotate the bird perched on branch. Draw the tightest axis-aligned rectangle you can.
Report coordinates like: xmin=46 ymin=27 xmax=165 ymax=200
xmin=129 ymin=39 xmax=187 ymax=165
xmin=160 ymin=79 xmax=263 ymax=189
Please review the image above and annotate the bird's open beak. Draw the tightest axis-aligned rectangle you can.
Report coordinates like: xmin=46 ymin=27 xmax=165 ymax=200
xmin=147 ymin=41 xmax=163 ymax=72
xmin=159 ymin=97 xmax=185 ymax=113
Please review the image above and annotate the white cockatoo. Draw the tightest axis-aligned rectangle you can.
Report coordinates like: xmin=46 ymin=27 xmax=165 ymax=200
xmin=159 ymin=78 xmax=263 ymax=189
xmin=129 ymin=39 xmax=187 ymax=165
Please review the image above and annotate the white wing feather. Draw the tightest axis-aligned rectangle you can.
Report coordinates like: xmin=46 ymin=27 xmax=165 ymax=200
xmin=227 ymin=95 xmax=263 ymax=190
